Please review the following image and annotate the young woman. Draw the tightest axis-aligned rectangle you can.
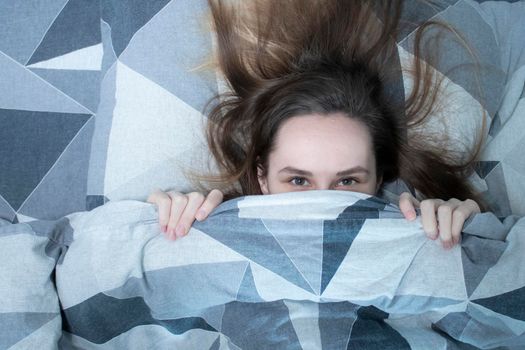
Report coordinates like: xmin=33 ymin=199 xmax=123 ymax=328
xmin=148 ymin=0 xmax=484 ymax=249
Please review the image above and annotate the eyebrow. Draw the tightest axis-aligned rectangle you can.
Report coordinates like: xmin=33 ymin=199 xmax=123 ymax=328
xmin=278 ymin=166 xmax=370 ymax=176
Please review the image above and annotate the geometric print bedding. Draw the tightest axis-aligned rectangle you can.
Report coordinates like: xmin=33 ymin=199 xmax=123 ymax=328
xmin=472 ymin=1 xmax=525 ymax=218
xmin=0 ymin=0 xmax=102 ymax=223
xmin=1 ymin=0 xmax=525 ymax=224
xmin=1 ymin=191 xmax=524 ymax=348
xmin=87 ymin=0 xmax=216 ymax=208
xmin=399 ymin=0 xmax=525 ymax=218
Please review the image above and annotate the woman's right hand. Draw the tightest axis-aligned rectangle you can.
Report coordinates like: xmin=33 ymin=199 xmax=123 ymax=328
xmin=147 ymin=189 xmax=224 ymax=240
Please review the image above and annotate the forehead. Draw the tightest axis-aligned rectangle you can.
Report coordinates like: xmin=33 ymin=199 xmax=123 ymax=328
xmin=270 ymin=113 xmax=374 ymax=170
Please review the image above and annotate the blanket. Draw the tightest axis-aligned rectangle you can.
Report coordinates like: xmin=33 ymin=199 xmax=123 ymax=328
xmin=1 ymin=191 xmax=524 ymax=349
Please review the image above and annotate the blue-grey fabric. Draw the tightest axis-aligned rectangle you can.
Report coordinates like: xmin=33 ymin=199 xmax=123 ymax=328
xmin=86 ymin=0 xmax=218 ymax=207
xmin=86 ymin=0 xmax=525 ymax=217
xmin=0 ymin=0 xmax=102 ymax=222
xmin=471 ymin=0 xmax=525 ymax=217
xmin=0 ymin=3 xmax=524 ymax=347
xmin=398 ymin=0 xmax=525 ymax=217
xmin=1 ymin=0 xmax=524 ymax=223
xmin=0 ymin=219 xmax=64 ymax=349
xmin=1 ymin=191 xmax=524 ymax=348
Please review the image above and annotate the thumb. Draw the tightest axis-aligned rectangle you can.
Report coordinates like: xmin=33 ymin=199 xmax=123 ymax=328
xmin=399 ymin=192 xmax=419 ymax=221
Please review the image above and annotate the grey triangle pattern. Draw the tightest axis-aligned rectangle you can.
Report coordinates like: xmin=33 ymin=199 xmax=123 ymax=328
xmin=0 ymin=0 xmax=102 ymax=222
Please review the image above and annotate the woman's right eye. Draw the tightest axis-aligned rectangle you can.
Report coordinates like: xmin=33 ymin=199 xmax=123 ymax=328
xmin=290 ymin=177 xmax=309 ymax=186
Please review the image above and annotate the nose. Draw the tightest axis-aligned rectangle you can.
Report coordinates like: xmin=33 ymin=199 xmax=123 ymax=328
xmin=313 ymin=183 xmax=332 ymax=191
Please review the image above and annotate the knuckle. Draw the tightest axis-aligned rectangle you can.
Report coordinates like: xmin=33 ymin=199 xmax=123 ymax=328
xmin=171 ymin=194 xmax=188 ymax=206
xmin=191 ymin=192 xmax=206 ymax=202
xmin=158 ymin=197 xmax=172 ymax=207
xmin=449 ymin=198 xmax=461 ymax=205
xmin=437 ymin=205 xmax=452 ymax=216
xmin=399 ymin=198 xmax=411 ymax=209
xmin=464 ymin=198 xmax=474 ymax=205
xmin=420 ymin=199 xmax=434 ymax=210
xmin=464 ymin=199 xmax=480 ymax=211
xmin=399 ymin=192 xmax=410 ymax=200
xmin=147 ymin=190 xmax=163 ymax=202
xmin=452 ymin=209 xmax=466 ymax=221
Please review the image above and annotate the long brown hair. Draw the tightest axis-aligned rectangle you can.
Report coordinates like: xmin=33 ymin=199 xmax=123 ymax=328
xmin=201 ymin=0 xmax=486 ymax=208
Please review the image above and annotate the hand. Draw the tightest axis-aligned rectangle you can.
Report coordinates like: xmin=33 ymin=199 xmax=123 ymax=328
xmin=398 ymin=192 xmax=480 ymax=249
xmin=147 ymin=189 xmax=224 ymax=240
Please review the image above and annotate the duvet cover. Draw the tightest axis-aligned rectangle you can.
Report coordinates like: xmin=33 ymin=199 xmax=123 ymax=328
xmin=1 ymin=191 xmax=524 ymax=349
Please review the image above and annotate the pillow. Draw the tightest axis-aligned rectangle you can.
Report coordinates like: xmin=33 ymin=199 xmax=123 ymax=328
xmin=87 ymin=0 xmax=525 ymax=217
xmin=0 ymin=0 xmax=102 ymax=222
xmin=55 ymin=192 xmax=525 ymax=348
xmin=87 ymin=0 xmax=218 ymax=208
xmin=398 ymin=0 xmax=525 ymax=218
xmin=3 ymin=0 xmax=522 ymax=224
xmin=469 ymin=1 xmax=525 ymax=218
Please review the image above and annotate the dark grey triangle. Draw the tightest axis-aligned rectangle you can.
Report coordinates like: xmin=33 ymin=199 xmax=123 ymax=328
xmin=321 ymin=199 xmax=382 ymax=293
xmin=0 ymin=109 xmax=91 ymax=210
xmin=86 ymin=195 xmax=109 ymax=211
xmin=27 ymin=0 xmax=101 ymax=65
xmin=347 ymin=306 xmax=411 ymax=349
xmin=101 ymin=0 xmax=171 ymax=56
xmin=474 ymin=161 xmax=500 ymax=179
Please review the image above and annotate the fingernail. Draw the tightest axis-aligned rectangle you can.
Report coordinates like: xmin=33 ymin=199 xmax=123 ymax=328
xmin=195 ymin=209 xmax=206 ymax=221
xmin=176 ymin=224 xmax=185 ymax=237
xmin=407 ymin=211 xmax=416 ymax=220
xmin=168 ymin=228 xmax=176 ymax=239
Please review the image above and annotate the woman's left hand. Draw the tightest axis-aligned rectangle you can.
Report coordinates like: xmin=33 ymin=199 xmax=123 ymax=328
xmin=398 ymin=192 xmax=481 ymax=249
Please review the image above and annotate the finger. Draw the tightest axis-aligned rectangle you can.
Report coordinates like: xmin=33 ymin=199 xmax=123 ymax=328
xmin=420 ymin=199 xmax=442 ymax=239
xmin=451 ymin=199 xmax=481 ymax=245
xmin=165 ymin=191 xmax=188 ymax=239
xmin=437 ymin=199 xmax=461 ymax=249
xmin=147 ymin=190 xmax=172 ymax=233
xmin=175 ymin=192 xmax=206 ymax=237
xmin=399 ymin=192 xmax=420 ymax=221
xmin=195 ymin=189 xmax=224 ymax=221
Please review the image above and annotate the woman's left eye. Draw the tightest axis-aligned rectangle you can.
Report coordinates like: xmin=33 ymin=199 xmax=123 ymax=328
xmin=338 ymin=178 xmax=356 ymax=186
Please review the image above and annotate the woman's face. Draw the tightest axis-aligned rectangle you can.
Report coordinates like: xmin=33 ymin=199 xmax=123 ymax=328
xmin=258 ymin=113 xmax=380 ymax=195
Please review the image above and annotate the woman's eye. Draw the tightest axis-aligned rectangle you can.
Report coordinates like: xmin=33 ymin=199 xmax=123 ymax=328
xmin=290 ymin=177 xmax=309 ymax=186
xmin=338 ymin=178 xmax=356 ymax=186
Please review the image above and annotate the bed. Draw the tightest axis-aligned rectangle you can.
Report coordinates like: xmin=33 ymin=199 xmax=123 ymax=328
xmin=1 ymin=0 xmax=524 ymax=349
